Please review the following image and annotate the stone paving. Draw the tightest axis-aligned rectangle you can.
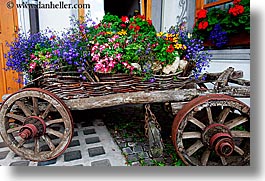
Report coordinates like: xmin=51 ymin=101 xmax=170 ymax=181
xmin=0 ymin=119 xmax=127 ymax=166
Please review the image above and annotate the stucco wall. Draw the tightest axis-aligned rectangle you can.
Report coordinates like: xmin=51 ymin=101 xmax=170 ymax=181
xmin=17 ymin=0 xmax=104 ymax=33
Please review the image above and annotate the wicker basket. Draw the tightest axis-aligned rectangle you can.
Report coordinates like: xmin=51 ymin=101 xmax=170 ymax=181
xmin=25 ymin=70 xmax=194 ymax=100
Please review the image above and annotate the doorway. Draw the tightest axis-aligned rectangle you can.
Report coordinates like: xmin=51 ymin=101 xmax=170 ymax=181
xmin=104 ymin=0 xmax=140 ymax=17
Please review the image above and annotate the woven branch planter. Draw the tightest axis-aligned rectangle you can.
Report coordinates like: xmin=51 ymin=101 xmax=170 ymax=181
xmin=26 ymin=70 xmax=194 ymax=100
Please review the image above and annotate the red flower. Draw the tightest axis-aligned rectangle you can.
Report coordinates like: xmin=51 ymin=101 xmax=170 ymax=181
xmin=136 ymin=15 xmax=145 ymax=20
xmin=121 ymin=16 xmax=129 ymax=23
xmin=49 ymin=35 xmax=56 ymax=40
xmin=129 ymin=25 xmax=134 ymax=30
xmin=135 ymin=25 xmax=140 ymax=31
xmin=120 ymin=23 xmax=126 ymax=28
xmin=229 ymin=5 xmax=244 ymax=16
xmin=233 ymin=0 xmax=241 ymax=4
xmin=197 ymin=9 xmax=207 ymax=19
xmin=198 ymin=21 xmax=209 ymax=30
xmin=166 ymin=44 xmax=174 ymax=53
xmin=147 ymin=19 xmax=152 ymax=25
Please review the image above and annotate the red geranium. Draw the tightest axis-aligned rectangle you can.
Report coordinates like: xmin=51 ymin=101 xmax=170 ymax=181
xmin=166 ymin=44 xmax=174 ymax=53
xmin=136 ymin=15 xmax=145 ymax=20
xmin=197 ymin=9 xmax=207 ymax=19
xmin=198 ymin=21 xmax=209 ymax=30
xmin=229 ymin=5 xmax=244 ymax=16
xmin=135 ymin=25 xmax=140 ymax=31
xmin=233 ymin=0 xmax=241 ymax=4
xmin=121 ymin=16 xmax=129 ymax=23
xmin=120 ymin=23 xmax=126 ymax=28
xmin=147 ymin=19 xmax=152 ymax=25
xmin=129 ymin=25 xmax=134 ymax=30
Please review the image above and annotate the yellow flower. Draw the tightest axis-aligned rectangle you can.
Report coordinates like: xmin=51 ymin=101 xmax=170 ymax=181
xmin=166 ymin=33 xmax=173 ymax=38
xmin=157 ymin=32 xmax=163 ymax=37
xmin=106 ymin=32 xmax=112 ymax=35
xmin=182 ymin=45 xmax=187 ymax=50
xmin=117 ymin=29 xmax=127 ymax=36
xmin=174 ymin=44 xmax=182 ymax=49
xmin=173 ymin=37 xmax=178 ymax=43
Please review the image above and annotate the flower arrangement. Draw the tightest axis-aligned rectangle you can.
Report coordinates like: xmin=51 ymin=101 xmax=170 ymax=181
xmin=193 ymin=0 xmax=250 ymax=48
xmin=5 ymin=13 xmax=211 ymax=83
xmin=5 ymin=30 xmax=60 ymax=82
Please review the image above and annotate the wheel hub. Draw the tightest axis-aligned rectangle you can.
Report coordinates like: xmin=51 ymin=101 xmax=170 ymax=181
xmin=202 ymin=124 xmax=234 ymax=157
xmin=19 ymin=116 xmax=46 ymax=139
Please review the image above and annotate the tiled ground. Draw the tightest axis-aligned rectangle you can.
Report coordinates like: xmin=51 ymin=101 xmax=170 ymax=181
xmin=0 ymin=119 xmax=127 ymax=166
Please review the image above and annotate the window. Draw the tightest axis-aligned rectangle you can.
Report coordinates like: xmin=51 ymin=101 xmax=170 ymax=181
xmin=196 ymin=0 xmax=233 ymax=13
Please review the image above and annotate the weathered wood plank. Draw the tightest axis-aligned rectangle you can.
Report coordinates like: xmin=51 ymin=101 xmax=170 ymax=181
xmin=65 ymin=89 xmax=198 ymax=110
xmin=204 ymin=70 xmax=244 ymax=81
xmin=188 ymin=116 xmax=206 ymax=130
xmin=171 ymin=102 xmax=187 ymax=115
xmin=182 ymin=132 xmax=201 ymax=139
xmin=199 ymin=86 xmax=250 ymax=98
xmin=231 ymin=131 xmax=250 ymax=138
xmin=186 ymin=140 xmax=204 ymax=156
xmin=215 ymin=67 xmax=234 ymax=89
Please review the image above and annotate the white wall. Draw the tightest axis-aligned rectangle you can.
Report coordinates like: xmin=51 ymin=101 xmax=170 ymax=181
xmin=17 ymin=0 xmax=31 ymax=33
xmin=16 ymin=0 xmax=105 ymax=33
xmin=161 ymin=0 xmax=178 ymax=31
xmin=38 ymin=0 xmax=75 ymax=32
xmin=84 ymin=0 xmax=105 ymax=23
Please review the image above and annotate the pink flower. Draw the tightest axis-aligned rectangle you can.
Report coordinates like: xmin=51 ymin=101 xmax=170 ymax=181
xmin=99 ymin=45 xmax=106 ymax=52
xmin=122 ymin=62 xmax=128 ymax=67
xmin=92 ymin=45 xmax=98 ymax=52
xmin=29 ymin=62 xmax=37 ymax=73
xmin=45 ymin=53 xmax=52 ymax=59
xmin=121 ymin=24 xmax=126 ymax=28
xmin=113 ymin=35 xmax=119 ymax=40
xmin=108 ymin=56 xmax=113 ymax=61
xmin=92 ymin=54 xmax=100 ymax=61
xmin=30 ymin=54 xmax=35 ymax=59
xmin=109 ymin=61 xmax=115 ymax=68
xmin=130 ymin=66 xmax=135 ymax=72
xmin=116 ymin=53 xmax=122 ymax=61
xmin=113 ymin=42 xmax=119 ymax=49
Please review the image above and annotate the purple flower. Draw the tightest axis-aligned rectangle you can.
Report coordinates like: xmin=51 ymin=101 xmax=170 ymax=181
xmin=149 ymin=77 xmax=155 ymax=83
xmin=209 ymin=24 xmax=228 ymax=48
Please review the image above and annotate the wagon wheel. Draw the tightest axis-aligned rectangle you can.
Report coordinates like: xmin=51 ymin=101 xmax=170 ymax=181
xmin=0 ymin=88 xmax=73 ymax=162
xmin=172 ymin=94 xmax=250 ymax=166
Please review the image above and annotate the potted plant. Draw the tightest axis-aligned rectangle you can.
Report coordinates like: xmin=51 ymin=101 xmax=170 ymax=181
xmin=193 ymin=0 xmax=250 ymax=48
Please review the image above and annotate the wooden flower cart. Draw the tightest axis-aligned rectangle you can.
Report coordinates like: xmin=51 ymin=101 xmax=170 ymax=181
xmin=0 ymin=67 xmax=250 ymax=166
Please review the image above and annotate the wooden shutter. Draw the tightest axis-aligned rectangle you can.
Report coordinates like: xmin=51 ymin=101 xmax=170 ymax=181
xmin=141 ymin=0 xmax=152 ymax=20
xmin=0 ymin=0 xmax=23 ymax=100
